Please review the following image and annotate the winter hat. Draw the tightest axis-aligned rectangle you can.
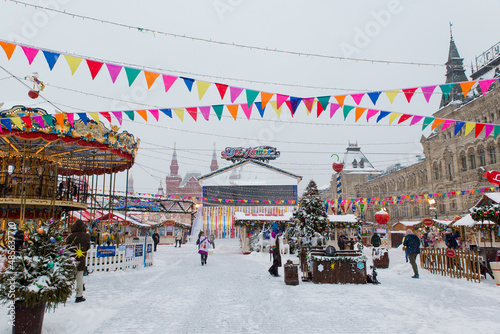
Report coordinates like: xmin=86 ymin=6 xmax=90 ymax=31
xmin=446 ymin=228 xmax=452 ymax=233
xmin=405 ymin=229 xmax=413 ymax=235
xmin=272 ymin=223 xmax=279 ymax=233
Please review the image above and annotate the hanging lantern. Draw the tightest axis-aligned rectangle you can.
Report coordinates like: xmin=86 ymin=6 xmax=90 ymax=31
xmin=374 ymin=209 xmax=389 ymax=225
xmin=25 ymin=72 xmax=45 ymax=99
xmin=28 ymin=90 xmax=39 ymax=99
xmin=331 ymin=153 xmax=344 ymax=173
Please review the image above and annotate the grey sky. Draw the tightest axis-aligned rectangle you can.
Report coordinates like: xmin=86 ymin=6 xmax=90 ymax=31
xmin=0 ymin=0 xmax=499 ymax=194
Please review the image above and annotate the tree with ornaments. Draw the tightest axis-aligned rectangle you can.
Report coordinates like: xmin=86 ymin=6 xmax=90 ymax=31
xmin=0 ymin=221 xmax=77 ymax=312
xmin=289 ymin=180 xmax=329 ymax=253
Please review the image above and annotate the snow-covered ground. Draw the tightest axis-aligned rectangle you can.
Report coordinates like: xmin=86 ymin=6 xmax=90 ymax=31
xmin=2 ymin=239 xmax=499 ymax=334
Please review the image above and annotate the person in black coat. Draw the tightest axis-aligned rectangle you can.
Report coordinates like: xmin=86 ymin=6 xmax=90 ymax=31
xmin=66 ymin=220 xmax=91 ymax=303
xmin=403 ymin=229 xmax=421 ymax=278
xmin=13 ymin=225 xmax=24 ymax=252
xmin=371 ymin=233 xmax=381 ymax=248
xmin=152 ymin=231 xmax=160 ymax=252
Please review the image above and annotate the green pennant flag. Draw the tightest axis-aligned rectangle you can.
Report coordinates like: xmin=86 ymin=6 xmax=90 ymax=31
xmin=42 ymin=115 xmax=54 ymax=127
xmin=494 ymin=125 xmax=500 ymax=138
xmin=124 ymin=67 xmax=141 ymax=86
xmin=439 ymin=83 xmax=455 ymax=99
xmin=123 ymin=110 xmax=135 ymax=120
xmin=245 ymin=90 xmax=259 ymax=107
xmin=317 ymin=96 xmax=330 ymax=111
xmin=212 ymin=105 xmax=224 ymax=120
xmin=343 ymin=105 xmax=355 ymax=120
xmin=422 ymin=117 xmax=434 ymax=130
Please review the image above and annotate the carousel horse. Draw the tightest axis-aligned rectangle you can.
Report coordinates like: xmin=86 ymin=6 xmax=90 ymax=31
xmin=255 ymin=228 xmax=271 ymax=252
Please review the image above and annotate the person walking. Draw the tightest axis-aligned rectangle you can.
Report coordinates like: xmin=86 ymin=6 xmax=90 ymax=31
xmin=209 ymin=233 xmax=215 ymax=249
xmin=13 ymin=224 xmax=24 ymax=252
xmin=196 ymin=231 xmax=210 ymax=265
xmin=268 ymin=224 xmax=282 ymax=277
xmin=66 ymin=219 xmax=91 ymax=303
xmin=403 ymin=229 xmax=421 ymax=279
xmin=152 ymin=230 xmax=160 ymax=252
xmin=175 ymin=230 xmax=182 ymax=248
xmin=371 ymin=232 xmax=381 ymax=248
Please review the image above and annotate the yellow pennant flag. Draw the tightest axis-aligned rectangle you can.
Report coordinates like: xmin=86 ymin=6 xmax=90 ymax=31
xmin=136 ymin=110 xmax=148 ymax=121
xmin=174 ymin=108 xmax=184 ymax=122
xmin=11 ymin=117 xmax=23 ymax=130
xmin=385 ymin=90 xmax=399 ymax=103
xmin=431 ymin=118 xmax=445 ymax=130
xmin=196 ymin=81 xmax=211 ymax=100
xmin=64 ymin=55 xmax=83 ymax=75
xmin=144 ymin=71 xmax=160 ymax=89
xmin=464 ymin=122 xmax=475 ymax=136
xmin=54 ymin=113 xmax=66 ymax=128
xmin=388 ymin=112 xmax=401 ymax=125
xmin=227 ymin=105 xmax=239 ymax=120
xmin=261 ymin=92 xmax=273 ymax=108
xmin=269 ymin=101 xmax=282 ymax=118
xmin=354 ymin=108 xmax=366 ymax=122
xmin=88 ymin=112 xmax=100 ymax=123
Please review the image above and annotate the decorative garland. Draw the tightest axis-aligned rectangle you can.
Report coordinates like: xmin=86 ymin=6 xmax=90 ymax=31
xmin=470 ymin=204 xmax=500 ymax=225
xmin=311 ymin=254 xmax=368 ymax=263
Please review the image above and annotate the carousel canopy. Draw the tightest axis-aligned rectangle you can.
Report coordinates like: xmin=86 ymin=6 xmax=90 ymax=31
xmin=234 ymin=211 xmax=293 ymax=221
xmin=0 ymin=105 xmax=139 ymax=175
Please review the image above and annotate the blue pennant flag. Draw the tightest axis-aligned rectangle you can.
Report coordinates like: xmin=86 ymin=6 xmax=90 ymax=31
xmin=180 ymin=77 xmax=195 ymax=92
xmin=255 ymin=102 xmax=265 ymax=118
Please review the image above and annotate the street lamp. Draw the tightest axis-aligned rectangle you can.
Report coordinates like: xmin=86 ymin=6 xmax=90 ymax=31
xmin=428 ymin=198 xmax=437 ymax=219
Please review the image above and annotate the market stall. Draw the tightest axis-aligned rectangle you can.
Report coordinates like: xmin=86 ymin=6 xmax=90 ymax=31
xmin=326 ymin=214 xmax=362 ymax=250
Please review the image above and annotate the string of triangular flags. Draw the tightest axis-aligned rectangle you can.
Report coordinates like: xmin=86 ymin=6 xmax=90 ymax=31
xmin=1 ymin=39 xmax=498 ymax=108
xmin=327 ymin=186 xmax=500 ymax=207
xmin=2 ymin=97 xmax=500 ymax=139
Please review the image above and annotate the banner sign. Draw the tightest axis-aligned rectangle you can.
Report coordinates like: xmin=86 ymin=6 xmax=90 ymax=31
xmin=125 ymin=245 xmax=134 ymax=258
xmin=116 ymin=198 xmax=159 ymax=211
xmin=96 ymin=245 xmax=116 ymax=258
xmin=134 ymin=244 xmax=143 ymax=257
xmin=221 ymin=146 xmax=280 ymax=162
xmin=476 ymin=41 xmax=500 ymax=71
xmin=147 ymin=244 xmax=152 ymax=253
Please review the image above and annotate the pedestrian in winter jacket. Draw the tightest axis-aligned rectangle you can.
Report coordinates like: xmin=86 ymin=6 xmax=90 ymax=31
xmin=403 ymin=229 xmax=421 ymax=278
xmin=371 ymin=233 xmax=381 ymax=247
xmin=196 ymin=231 xmax=210 ymax=266
xmin=66 ymin=219 xmax=91 ymax=303
xmin=175 ymin=230 xmax=182 ymax=247
xmin=268 ymin=224 xmax=282 ymax=277
xmin=152 ymin=231 xmax=160 ymax=252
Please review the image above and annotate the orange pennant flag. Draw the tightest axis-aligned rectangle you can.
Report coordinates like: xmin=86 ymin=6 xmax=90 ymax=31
xmin=136 ymin=110 xmax=148 ymax=121
xmin=260 ymin=92 xmax=273 ymax=108
xmin=0 ymin=41 xmax=16 ymax=60
xmin=354 ymin=108 xmax=366 ymax=122
xmin=54 ymin=113 xmax=66 ymax=128
xmin=460 ymin=81 xmax=476 ymax=98
xmin=334 ymin=95 xmax=346 ymax=107
xmin=227 ymin=105 xmax=239 ymax=120
xmin=431 ymin=118 xmax=445 ymax=130
xmin=144 ymin=71 xmax=160 ymax=89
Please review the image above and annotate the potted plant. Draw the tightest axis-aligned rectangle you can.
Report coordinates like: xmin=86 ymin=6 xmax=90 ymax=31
xmin=0 ymin=221 xmax=76 ymax=334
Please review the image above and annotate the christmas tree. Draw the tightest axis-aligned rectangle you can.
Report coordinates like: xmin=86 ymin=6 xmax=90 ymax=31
xmin=0 ymin=221 xmax=77 ymax=310
xmin=289 ymin=180 xmax=329 ymax=253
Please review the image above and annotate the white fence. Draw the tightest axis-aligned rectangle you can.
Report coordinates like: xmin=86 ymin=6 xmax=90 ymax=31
xmin=86 ymin=238 xmax=154 ymax=272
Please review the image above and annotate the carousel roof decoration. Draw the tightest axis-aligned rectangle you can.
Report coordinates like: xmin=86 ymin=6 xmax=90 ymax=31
xmin=0 ymin=105 xmax=139 ymax=175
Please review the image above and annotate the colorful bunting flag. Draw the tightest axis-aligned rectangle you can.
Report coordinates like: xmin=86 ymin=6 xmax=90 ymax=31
xmin=1 ymin=118 xmax=11 ymax=132
xmin=77 ymin=113 xmax=87 ymax=125
xmin=181 ymin=77 xmax=195 ymax=92
xmin=144 ymin=71 xmax=160 ymax=89
xmin=474 ymin=123 xmax=485 ymax=138
xmin=199 ymin=106 xmax=210 ymax=121
xmin=42 ymin=51 xmax=60 ymax=70
xmin=227 ymin=105 xmax=239 ymax=120
xmin=388 ymin=112 xmax=401 ymax=125
xmin=421 ymin=85 xmax=437 ymax=103
xmin=123 ymin=110 xmax=135 ymax=120
xmin=20 ymin=116 xmax=32 ymax=128
xmin=33 ymin=115 xmax=45 ymax=128
xmin=398 ymin=114 xmax=412 ymax=124
xmin=350 ymin=93 xmax=364 ymax=105
xmin=454 ymin=121 xmax=465 ymax=135
xmin=99 ymin=112 xmax=112 ymax=123
xmin=136 ymin=110 xmax=148 ymax=122
xmin=255 ymin=102 xmax=265 ymax=118
xmin=343 ymin=105 xmax=355 ymax=120
xmin=21 ymin=46 xmax=39 ymax=65
xmin=245 ymin=90 xmax=259 ymax=107
xmin=460 ymin=81 xmax=476 ymax=98
xmin=494 ymin=125 xmax=500 ymax=138
xmin=430 ymin=118 xmax=445 ymax=130
xmin=86 ymin=60 xmax=104 ymax=80
xmin=422 ymin=117 xmax=434 ymax=130
xmin=464 ymin=122 xmax=475 ymax=136
xmin=441 ymin=119 xmax=454 ymax=131
xmin=260 ymin=92 xmax=273 ymax=109
xmin=484 ymin=124 xmax=494 ymax=138
xmin=125 ymin=67 xmax=141 ymax=86
xmin=11 ymin=118 xmax=23 ymax=130
xmin=334 ymin=95 xmax=346 ymax=107
xmin=160 ymin=109 xmax=172 ymax=118
xmin=230 ymin=87 xmax=243 ymax=103
xmin=409 ymin=115 xmax=423 ymax=126
xmin=196 ymin=81 xmax=211 ymax=100
xmin=376 ymin=111 xmax=390 ymax=123
xmin=64 ymin=55 xmax=83 ymax=75
xmin=439 ymin=83 xmax=455 ymax=99
xmin=212 ymin=105 xmax=224 ymax=120
xmin=162 ymin=75 xmax=177 ymax=93
xmin=276 ymin=94 xmax=289 ymax=109
xmin=174 ymin=108 xmax=184 ymax=121
xmin=367 ymin=91 xmax=381 ymax=105
xmin=149 ymin=109 xmax=160 ymax=122
xmin=215 ymin=83 xmax=228 ymax=99
xmin=354 ymin=108 xmax=366 ymax=122
xmin=270 ymin=101 xmax=282 ymax=118
xmin=106 ymin=64 xmax=122 ymax=83
xmin=366 ymin=109 xmax=379 ymax=122
xmin=402 ymin=88 xmax=417 ymax=102
xmin=186 ymin=107 xmax=197 ymax=121
xmin=479 ymin=79 xmax=497 ymax=95
xmin=241 ymin=104 xmax=252 ymax=120
xmin=112 ymin=111 xmax=123 ymax=125
xmin=0 ymin=41 xmax=16 ymax=60
xmin=385 ymin=90 xmax=399 ymax=103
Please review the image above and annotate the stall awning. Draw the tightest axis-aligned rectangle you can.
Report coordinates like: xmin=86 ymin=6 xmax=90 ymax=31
xmin=453 ymin=214 xmax=495 ymax=227
xmin=433 ymin=219 xmax=454 ymax=226
xmin=71 ymin=210 xmax=103 ymax=222
xmin=397 ymin=221 xmax=421 ymax=227
xmin=328 ymin=214 xmax=358 ymax=223
xmin=234 ymin=212 xmax=293 ymax=221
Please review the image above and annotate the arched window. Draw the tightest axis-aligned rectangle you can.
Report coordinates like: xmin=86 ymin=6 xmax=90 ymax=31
xmin=479 ymin=148 xmax=486 ymax=166
xmin=433 ymin=162 xmax=439 ymax=180
xmin=469 ymin=153 xmax=477 ymax=169
xmin=460 ymin=153 xmax=467 ymax=171
xmin=489 ymin=146 xmax=497 ymax=164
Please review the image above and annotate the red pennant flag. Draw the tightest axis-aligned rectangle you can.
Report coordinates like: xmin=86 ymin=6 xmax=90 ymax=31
xmin=21 ymin=116 xmax=32 ymax=128
xmin=99 ymin=112 xmax=112 ymax=123
xmin=398 ymin=114 xmax=412 ymax=124
xmin=215 ymin=83 xmax=228 ymax=99
xmin=402 ymin=88 xmax=418 ymax=102
xmin=475 ymin=123 xmax=485 ymax=138
xmin=317 ymin=101 xmax=325 ymax=117
xmin=86 ymin=60 xmax=104 ymax=80
xmin=186 ymin=107 xmax=197 ymax=121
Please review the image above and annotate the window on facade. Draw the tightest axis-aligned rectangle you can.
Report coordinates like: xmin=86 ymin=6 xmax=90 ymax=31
xmin=479 ymin=149 xmax=486 ymax=166
xmin=438 ymin=203 xmax=446 ymax=214
xmin=413 ymin=206 xmax=419 ymax=217
xmin=402 ymin=206 xmax=408 ymax=217
xmin=447 ymin=163 xmax=453 ymax=180
xmin=490 ymin=146 xmax=497 ymax=164
xmin=469 ymin=154 xmax=476 ymax=169
xmin=433 ymin=164 xmax=439 ymax=180
xmin=451 ymin=200 xmax=456 ymax=210
xmin=461 ymin=154 xmax=467 ymax=171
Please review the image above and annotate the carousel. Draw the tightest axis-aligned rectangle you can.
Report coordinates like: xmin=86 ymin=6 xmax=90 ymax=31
xmin=0 ymin=105 xmax=139 ymax=229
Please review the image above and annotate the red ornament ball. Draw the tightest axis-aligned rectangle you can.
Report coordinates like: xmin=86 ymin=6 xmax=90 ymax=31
xmin=374 ymin=210 xmax=390 ymax=225
xmin=332 ymin=162 xmax=344 ymax=173
xmin=28 ymin=90 xmax=39 ymax=99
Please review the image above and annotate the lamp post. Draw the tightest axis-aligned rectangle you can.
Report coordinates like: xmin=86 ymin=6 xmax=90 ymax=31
xmin=428 ymin=198 xmax=438 ymax=219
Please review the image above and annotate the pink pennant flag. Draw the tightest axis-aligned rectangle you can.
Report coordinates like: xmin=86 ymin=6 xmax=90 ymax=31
xmin=149 ymin=109 xmax=160 ymax=122
xmin=276 ymin=94 xmax=289 ymax=109
xmin=440 ymin=119 xmax=455 ymax=131
xmin=421 ymin=86 xmax=436 ymax=103
xmin=241 ymin=104 xmax=253 ymax=120
xmin=33 ymin=115 xmax=45 ymax=128
xmin=479 ymin=79 xmax=497 ymax=95
xmin=106 ymin=63 xmax=122 ymax=83
xmin=162 ymin=75 xmax=178 ymax=93
xmin=350 ymin=93 xmax=365 ymax=105
xmin=230 ymin=87 xmax=244 ymax=103
xmin=330 ymin=103 xmax=340 ymax=118
xmin=410 ymin=115 xmax=424 ymax=125
xmin=366 ymin=109 xmax=379 ymax=122
xmin=67 ymin=113 xmax=74 ymax=126
xmin=112 ymin=111 xmax=123 ymax=125
xmin=484 ymin=124 xmax=494 ymax=138
xmin=199 ymin=106 xmax=210 ymax=121
xmin=21 ymin=46 xmax=39 ymax=65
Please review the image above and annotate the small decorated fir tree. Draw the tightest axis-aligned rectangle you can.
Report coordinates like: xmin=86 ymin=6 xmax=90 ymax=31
xmin=290 ymin=180 xmax=329 ymax=253
xmin=0 ymin=221 xmax=77 ymax=310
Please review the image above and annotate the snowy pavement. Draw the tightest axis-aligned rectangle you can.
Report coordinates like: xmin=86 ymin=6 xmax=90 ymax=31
xmin=2 ymin=239 xmax=499 ymax=333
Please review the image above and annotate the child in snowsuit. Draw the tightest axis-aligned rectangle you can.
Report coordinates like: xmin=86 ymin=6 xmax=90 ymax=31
xmin=197 ymin=231 xmax=210 ymax=266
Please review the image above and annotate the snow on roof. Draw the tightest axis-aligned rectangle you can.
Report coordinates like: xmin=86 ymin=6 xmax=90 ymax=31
xmin=342 ymin=143 xmax=379 ymax=173
xmin=396 ymin=221 xmax=421 ymax=227
xmin=234 ymin=211 xmax=293 ymax=221
xmin=433 ymin=219 xmax=453 ymax=226
xmin=453 ymin=214 xmax=495 ymax=227
xmin=328 ymin=214 xmax=358 ymax=223
xmin=485 ymin=192 xmax=500 ymax=204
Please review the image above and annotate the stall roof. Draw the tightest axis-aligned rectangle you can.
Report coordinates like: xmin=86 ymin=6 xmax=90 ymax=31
xmin=71 ymin=210 xmax=103 ymax=222
xmin=473 ymin=192 xmax=500 ymax=207
xmin=234 ymin=212 xmax=293 ymax=221
xmin=397 ymin=221 xmax=421 ymax=227
xmin=328 ymin=214 xmax=358 ymax=223
xmin=453 ymin=214 xmax=495 ymax=227
xmin=433 ymin=219 xmax=454 ymax=226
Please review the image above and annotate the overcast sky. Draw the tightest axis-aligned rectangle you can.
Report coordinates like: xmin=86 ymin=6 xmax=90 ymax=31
xmin=0 ymin=0 xmax=499 ymax=194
